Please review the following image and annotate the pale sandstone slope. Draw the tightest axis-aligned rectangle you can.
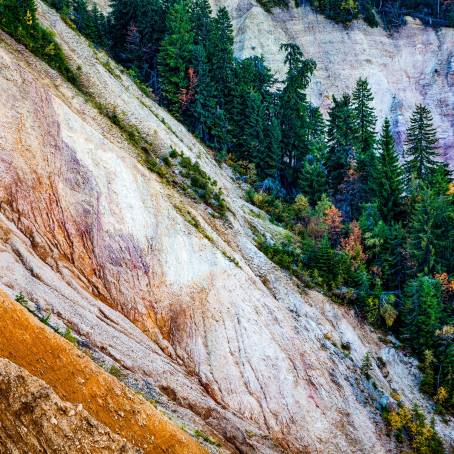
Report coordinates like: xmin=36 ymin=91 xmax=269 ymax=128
xmin=0 ymin=3 xmax=452 ymax=453
xmin=210 ymin=0 xmax=454 ymax=164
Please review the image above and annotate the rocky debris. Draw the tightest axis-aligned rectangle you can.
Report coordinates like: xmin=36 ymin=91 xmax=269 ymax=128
xmin=0 ymin=358 xmax=138 ymax=453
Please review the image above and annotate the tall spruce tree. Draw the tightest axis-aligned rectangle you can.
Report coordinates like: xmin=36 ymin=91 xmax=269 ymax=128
xmin=299 ymin=156 xmax=328 ymax=205
xmin=408 ymin=188 xmax=451 ymax=275
xmin=157 ymin=0 xmax=194 ymax=117
xmin=242 ymin=89 xmax=266 ymax=164
xmin=374 ymin=118 xmax=403 ymax=222
xmin=261 ymin=114 xmax=281 ymax=179
xmin=208 ymin=7 xmax=234 ymax=105
xmin=190 ymin=0 xmax=212 ymax=45
xmin=315 ymin=235 xmax=334 ymax=284
xmin=325 ymin=94 xmax=356 ymax=194
xmin=185 ymin=44 xmax=217 ymax=143
xmin=228 ymin=56 xmax=274 ymax=158
xmin=278 ymin=43 xmax=316 ymax=191
xmin=404 ymin=104 xmax=439 ymax=184
xmin=352 ymin=78 xmax=377 ymax=203
xmin=401 ymin=276 xmax=442 ymax=355
xmin=109 ymin=0 xmax=142 ymax=53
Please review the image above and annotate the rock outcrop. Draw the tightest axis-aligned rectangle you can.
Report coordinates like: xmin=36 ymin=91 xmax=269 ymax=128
xmin=211 ymin=0 xmax=454 ymax=164
xmin=0 ymin=358 xmax=138 ymax=453
xmin=0 ymin=3 xmax=452 ymax=453
xmin=0 ymin=290 xmax=207 ymax=453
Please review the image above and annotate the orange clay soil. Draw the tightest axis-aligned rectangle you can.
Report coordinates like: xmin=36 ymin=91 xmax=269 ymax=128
xmin=0 ymin=290 xmax=208 ymax=454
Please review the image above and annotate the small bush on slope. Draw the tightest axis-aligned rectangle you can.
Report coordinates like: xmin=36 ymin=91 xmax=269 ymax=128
xmin=0 ymin=0 xmax=80 ymax=86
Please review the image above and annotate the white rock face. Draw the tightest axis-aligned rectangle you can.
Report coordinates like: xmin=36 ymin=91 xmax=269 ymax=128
xmin=211 ymin=0 xmax=454 ymax=164
xmin=0 ymin=4 xmax=452 ymax=453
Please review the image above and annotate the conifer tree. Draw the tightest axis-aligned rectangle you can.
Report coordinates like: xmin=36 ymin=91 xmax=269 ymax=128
xmin=374 ymin=118 xmax=403 ymax=222
xmin=242 ymin=89 xmax=266 ymax=164
xmin=408 ymin=188 xmax=451 ymax=274
xmin=47 ymin=0 xmax=70 ymax=13
xmin=404 ymin=104 xmax=439 ymax=184
xmin=0 ymin=0 xmax=36 ymax=32
xmin=278 ymin=43 xmax=316 ymax=191
xmin=261 ymin=114 xmax=281 ymax=179
xmin=352 ymin=78 xmax=377 ymax=203
xmin=380 ymin=222 xmax=407 ymax=291
xmin=190 ymin=0 xmax=212 ymax=45
xmin=186 ymin=44 xmax=216 ymax=143
xmin=228 ymin=56 xmax=275 ymax=158
xmin=208 ymin=7 xmax=234 ymax=104
xmin=325 ymin=94 xmax=356 ymax=194
xmin=428 ymin=161 xmax=453 ymax=196
xmin=299 ymin=156 xmax=328 ymax=205
xmin=315 ymin=235 xmax=334 ymax=284
xmin=109 ymin=0 xmax=142 ymax=52
xmin=136 ymin=0 xmax=167 ymax=89
xmin=71 ymin=0 xmax=91 ymax=37
xmin=401 ymin=276 xmax=442 ymax=355
xmin=157 ymin=0 xmax=194 ymax=117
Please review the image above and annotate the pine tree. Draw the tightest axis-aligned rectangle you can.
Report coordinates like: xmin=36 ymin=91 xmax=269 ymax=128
xmin=208 ymin=7 xmax=234 ymax=105
xmin=374 ymin=118 xmax=403 ymax=223
xmin=315 ymin=235 xmax=334 ymax=284
xmin=278 ymin=43 xmax=316 ymax=191
xmin=190 ymin=0 xmax=212 ymax=46
xmin=71 ymin=0 xmax=93 ymax=38
xmin=242 ymin=89 xmax=266 ymax=164
xmin=360 ymin=352 xmax=373 ymax=379
xmin=408 ymin=188 xmax=451 ymax=275
xmin=228 ymin=56 xmax=275 ymax=158
xmin=261 ymin=114 xmax=281 ymax=179
xmin=401 ymin=276 xmax=442 ymax=355
xmin=109 ymin=0 xmax=142 ymax=52
xmin=404 ymin=104 xmax=439 ymax=184
xmin=157 ymin=0 xmax=194 ymax=117
xmin=420 ymin=350 xmax=435 ymax=395
xmin=380 ymin=222 xmax=407 ymax=291
xmin=428 ymin=161 xmax=453 ymax=196
xmin=299 ymin=155 xmax=328 ymax=205
xmin=325 ymin=94 xmax=356 ymax=194
xmin=186 ymin=44 xmax=217 ymax=143
xmin=136 ymin=0 xmax=166 ymax=89
xmin=0 ymin=0 xmax=36 ymax=32
xmin=47 ymin=0 xmax=70 ymax=13
xmin=352 ymin=78 xmax=377 ymax=202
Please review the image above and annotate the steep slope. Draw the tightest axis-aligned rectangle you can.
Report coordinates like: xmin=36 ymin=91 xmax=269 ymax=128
xmin=0 ymin=291 xmax=207 ymax=453
xmin=0 ymin=3 xmax=452 ymax=453
xmin=212 ymin=0 xmax=454 ymax=164
xmin=0 ymin=358 xmax=137 ymax=453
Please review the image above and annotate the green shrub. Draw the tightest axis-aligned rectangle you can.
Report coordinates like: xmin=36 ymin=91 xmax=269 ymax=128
xmin=256 ymin=0 xmax=289 ymax=12
xmin=108 ymin=364 xmax=125 ymax=379
xmin=178 ymin=156 xmax=226 ymax=217
xmin=193 ymin=429 xmax=221 ymax=447
xmin=15 ymin=292 xmax=29 ymax=308
xmin=0 ymin=0 xmax=80 ymax=86
xmin=383 ymin=404 xmax=445 ymax=454
xmin=63 ymin=327 xmax=78 ymax=346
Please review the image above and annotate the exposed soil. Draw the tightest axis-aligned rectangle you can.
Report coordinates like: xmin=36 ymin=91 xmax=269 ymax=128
xmin=0 ymin=290 xmax=206 ymax=454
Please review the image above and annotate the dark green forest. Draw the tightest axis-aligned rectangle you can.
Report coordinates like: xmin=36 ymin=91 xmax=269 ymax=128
xmin=1 ymin=0 xmax=453 ymax=448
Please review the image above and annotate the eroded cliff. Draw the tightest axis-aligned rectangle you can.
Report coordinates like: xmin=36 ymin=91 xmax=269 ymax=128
xmin=0 ymin=2 xmax=452 ymax=453
xmin=212 ymin=0 xmax=454 ymax=164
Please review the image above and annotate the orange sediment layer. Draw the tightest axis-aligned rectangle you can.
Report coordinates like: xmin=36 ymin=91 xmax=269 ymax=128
xmin=0 ymin=290 xmax=207 ymax=454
